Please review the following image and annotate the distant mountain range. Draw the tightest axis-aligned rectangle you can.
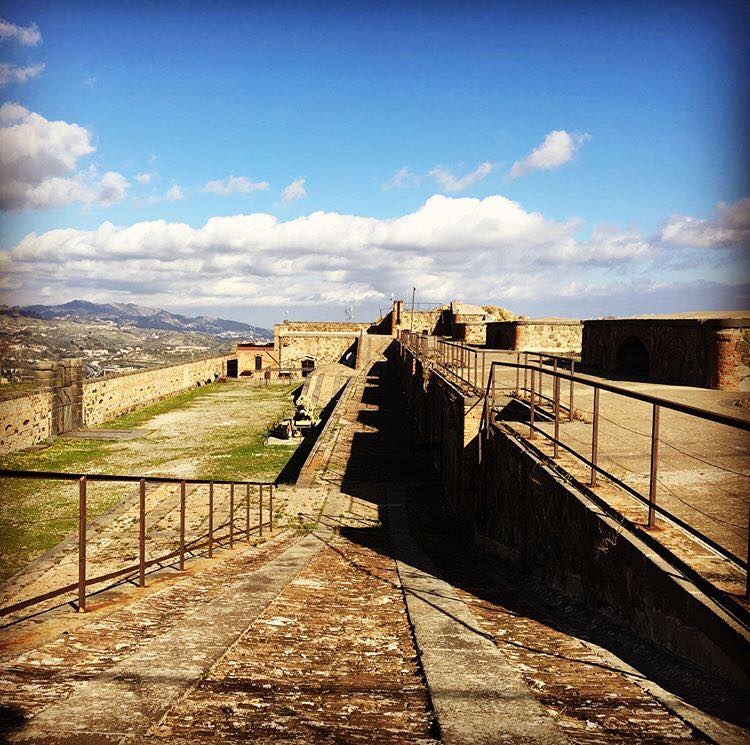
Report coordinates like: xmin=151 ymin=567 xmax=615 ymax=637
xmin=1 ymin=300 xmax=272 ymax=339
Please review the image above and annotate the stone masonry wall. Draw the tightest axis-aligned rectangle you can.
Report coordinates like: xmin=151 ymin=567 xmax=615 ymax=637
xmin=82 ymin=356 xmax=228 ymax=427
xmin=277 ymin=333 xmax=359 ymax=370
xmin=0 ymin=389 xmax=54 ymax=455
xmin=582 ymin=319 xmax=750 ymax=390
xmin=452 ymin=322 xmax=487 ymax=345
xmin=395 ymin=342 xmax=749 ymax=688
xmin=487 ymin=321 xmax=582 ymax=352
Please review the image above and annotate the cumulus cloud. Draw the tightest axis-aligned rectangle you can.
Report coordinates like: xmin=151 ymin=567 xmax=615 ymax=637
xmin=134 ymin=172 xmax=153 ymax=185
xmin=0 ymin=18 xmax=42 ymax=46
xmin=282 ymin=177 xmax=306 ymax=203
xmin=0 ymin=62 xmax=44 ymax=86
xmin=659 ymin=198 xmax=750 ymax=249
xmin=0 ymin=102 xmax=129 ymax=211
xmin=429 ymin=162 xmax=492 ymax=193
xmin=382 ymin=166 xmax=420 ymax=191
xmin=203 ymin=175 xmax=269 ymax=195
xmin=3 ymin=193 xmax=674 ymax=313
xmin=509 ymin=130 xmax=590 ymax=179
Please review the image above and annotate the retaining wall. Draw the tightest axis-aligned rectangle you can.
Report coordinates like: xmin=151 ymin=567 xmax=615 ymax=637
xmin=395 ymin=343 xmax=750 ymax=689
xmin=0 ymin=389 xmax=54 ymax=455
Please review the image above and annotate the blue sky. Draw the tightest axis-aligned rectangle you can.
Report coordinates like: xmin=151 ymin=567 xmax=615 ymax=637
xmin=0 ymin=1 xmax=748 ymax=325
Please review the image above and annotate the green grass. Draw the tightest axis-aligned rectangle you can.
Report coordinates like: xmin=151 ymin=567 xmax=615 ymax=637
xmin=97 ymin=382 xmax=224 ymax=429
xmin=0 ymin=381 xmax=300 ymax=582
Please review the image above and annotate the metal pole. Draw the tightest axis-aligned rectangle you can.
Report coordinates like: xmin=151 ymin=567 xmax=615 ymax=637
xmin=553 ymin=375 xmax=560 ymax=458
xmin=270 ymin=484 xmax=274 ymax=530
xmin=139 ymin=479 xmax=146 ymax=587
xmin=208 ymin=482 xmax=214 ymax=558
xmin=590 ymin=388 xmax=600 ymax=486
xmin=410 ymin=287 xmax=416 ymax=332
xmin=78 ymin=476 xmax=86 ymax=612
xmin=746 ymin=506 xmax=750 ymax=600
xmin=648 ymin=404 xmax=660 ymax=528
xmin=529 ymin=369 xmax=536 ymax=439
xmin=515 ymin=353 xmax=520 ymax=395
xmin=179 ymin=481 xmax=185 ymax=571
xmin=523 ymin=352 xmax=528 ymax=396
xmin=259 ymin=484 xmax=263 ymax=537
xmin=538 ymin=357 xmax=544 ymax=405
xmin=229 ymin=483 xmax=235 ymax=549
xmin=569 ymin=358 xmax=575 ymax=421
xmin=246 ymin=484 xmax=251 ymax=543
xmin=481 ymin=352 xmax=486 ymax=393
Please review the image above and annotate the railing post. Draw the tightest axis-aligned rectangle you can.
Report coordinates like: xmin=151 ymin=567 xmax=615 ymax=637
xmin=529 ymin=369 xmax=536 ymax=439
xmin=229 ymin=483 xmax=235 ymax=549
xmin=78 ymin=476 xmax=87 ymax=612
xmin=538 ymin=357 xmax=544 ymax=405
xmin=746 ymin=506 xmax=750 ymax=600
xmin=208 ymin=482 xmax=214 ymax=558
xmin=553 ymin=375 xmax=560 ymax=459
xmin=481 ymin=352 xmax=486 ymax=392
xmin=648 ymin=404 xmax=660 ymax=528
xmin=270 ymin=484 xmax=274 ymax=530
xmin=590 ymin=388 xmax=600 ymax=486
xmin=179 ymin=481 xmax=186 ymax=571
xmin=515 ymin=353 xmax=520 ymax=395
xmin=523 ymin=352 xmax=528 ymax=395
xmin=569 ymin=358 xmax=575 ymax=421
xmin=259 ymin=484 xmax=263 ymax=537
xmin=246 ymin=483 xmax=251 ymax=543
xmin=139 ymin=479 xmax=146 ymax=587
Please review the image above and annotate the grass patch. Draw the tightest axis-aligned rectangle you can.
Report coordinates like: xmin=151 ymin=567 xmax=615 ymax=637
xmin=0 ymin=381 xmax=300 ymax=582
xmin=98 ymin=382 xmax=225 ymax=429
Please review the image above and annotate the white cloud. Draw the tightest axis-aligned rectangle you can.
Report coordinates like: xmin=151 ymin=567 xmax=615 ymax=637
xmin=429 ymin=162 xmax=492 ymax=193
xmin=165 ymin=185 xmax=183 ymax=201
xmin=0 ymin=102 xmax=129 ymax=211
xmin=282 ymin=177 xmax=306 ymax=203
xmin=0 ymin=18 xmax=42 ymax=46
xmin=659 ymin=198 xmax=750 ymax=249
xmin=203 ymin=175 xmax=269 ymax=195
xmin=509 ymin=130 xmax=590 ymax=179
xmin=135 ymin=172 xmax=153 ymax=185
xmin=0 ymin=62 xmax=44 ymax=86
xmin=3 ymin=193 xmax=671 ymax=313
xmin=83 ymin=75 xmax=97 ymax=88
xmin=382 ymin=166 xmax=420 ymax=191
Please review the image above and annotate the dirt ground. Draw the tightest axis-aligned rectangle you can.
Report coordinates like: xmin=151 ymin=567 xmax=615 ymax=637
xmin=0 ymin=380 xmax=299 ymax=582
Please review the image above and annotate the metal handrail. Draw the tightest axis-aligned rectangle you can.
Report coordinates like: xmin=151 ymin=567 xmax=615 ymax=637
xmin=0 ymin=470 xmax=276 ymax=618
xmin=399 ymin=331 xmax=750 ymax=599
xmin=480 ymin=360 xmax=750 ymax=599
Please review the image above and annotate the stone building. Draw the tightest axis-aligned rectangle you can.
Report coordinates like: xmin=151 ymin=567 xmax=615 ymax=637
xmin=486 ymin=318 xmax=583 ymax=353
xmin=581 ymin=313 xmax=750 ymax=390
xmin=236 ymin=343 xmax=278 ymax=377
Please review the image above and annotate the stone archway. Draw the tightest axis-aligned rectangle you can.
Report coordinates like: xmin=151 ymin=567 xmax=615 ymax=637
xmin=301 ymin=358 xmax=315 ymax=377
xmin=615 ymin=336 xmax=650 ymax=378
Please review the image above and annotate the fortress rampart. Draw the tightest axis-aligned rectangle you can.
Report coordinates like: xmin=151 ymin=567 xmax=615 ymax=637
xmin=0 ymin=355 xmax=229 ymax=455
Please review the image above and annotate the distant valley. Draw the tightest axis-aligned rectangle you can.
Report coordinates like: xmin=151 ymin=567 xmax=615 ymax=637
xmin=0 ymin=300 xmax=272 ymax=381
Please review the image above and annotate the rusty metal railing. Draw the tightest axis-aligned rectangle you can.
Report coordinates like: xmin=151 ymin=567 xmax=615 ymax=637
xmin=0 ymin=470 xmax=275 ymax=618
xmin=480 ymin=360 xmax=750 ymax=600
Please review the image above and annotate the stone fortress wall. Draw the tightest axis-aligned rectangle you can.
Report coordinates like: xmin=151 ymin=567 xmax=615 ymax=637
xmin=0 ymin=355 xmax=229 ymax=455
xmin=486 ymin=319 xmax=583 ymax=353
xmin=0 ymin=389 xmax=54 ymax=455
xmin=82 ymin=355 xmax=229 ymax=426
xmin=582 ymin=316 xmax=750 ymax=390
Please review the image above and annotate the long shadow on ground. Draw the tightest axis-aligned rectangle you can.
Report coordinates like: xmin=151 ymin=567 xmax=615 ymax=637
xmin=325 ymin=346 xmax=750 ymax=732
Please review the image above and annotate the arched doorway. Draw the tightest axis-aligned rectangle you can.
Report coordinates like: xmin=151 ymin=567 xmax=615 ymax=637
xmin=615 ymin=337 xmax=649 ymax=378
xmin=301 ymin=358 xmax=315 ymax=377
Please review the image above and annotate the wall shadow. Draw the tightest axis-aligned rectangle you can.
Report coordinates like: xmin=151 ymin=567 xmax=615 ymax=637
xmin=327 ymin=350 xmax=750 ymax=729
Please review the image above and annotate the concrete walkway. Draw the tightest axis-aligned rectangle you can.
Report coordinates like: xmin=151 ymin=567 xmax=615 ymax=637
xmin=0 ymin=350 xmax=747 ymax=743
